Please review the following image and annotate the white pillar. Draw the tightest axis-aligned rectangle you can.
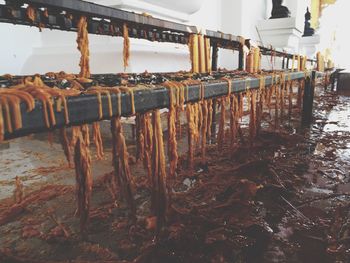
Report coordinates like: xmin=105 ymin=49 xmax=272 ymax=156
xmin=256 ymin=0 xmax=312 ymax=54
xmin=285 ymin=0 xmax=312 ymax=30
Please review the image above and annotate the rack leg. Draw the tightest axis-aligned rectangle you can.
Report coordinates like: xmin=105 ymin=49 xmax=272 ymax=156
xmin=212 ymin=42 xmax=218 ymax=71
xmin=210 ymin=42 xmax=219 ymax=143
xmin=211 ymin=100 xmax=217 ymax=143
xmin=331 ymin=71 xmax=339 ymax=91
xmin=302 ymin=71 xmax=316 ymax=127
xmin=238 ymin=44 xmax=244 ymax=70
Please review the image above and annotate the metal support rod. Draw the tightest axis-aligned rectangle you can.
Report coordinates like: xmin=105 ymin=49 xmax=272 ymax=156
xmin=302 ymin=71 xmax=316 ymax=126
xmin=332 ymin=69 xmax=342 ymax=91
xmin=331 ymin=72 xmax=335 ymax=91
xmin=238 ymin=44 xmax=244 ymax=70
xmin=282 ymin=57 xmax=285 ymax=69
xmin=211 ymin=42 xmax=218 ymax=71
xmin=210 ymin=42 xmax=219 ymax=141
xmin=286 ymin=58 xmax=290 ymax=69
xmin=135 ymin=114 xmax=141 ymax=160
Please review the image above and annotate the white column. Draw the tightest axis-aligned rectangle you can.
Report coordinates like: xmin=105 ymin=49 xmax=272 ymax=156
xmin=285 ymin=0 xmax=312 ymax=30
xmin=256 ymin=0 xmax=312 ymax=54
xmin=0 ymin=24 xmax=41 ymax=75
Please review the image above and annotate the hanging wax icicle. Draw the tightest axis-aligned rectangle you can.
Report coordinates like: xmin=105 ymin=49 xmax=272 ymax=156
xmin=229 ymin=95 xmax=235 ymax=148
xmin=194 ymin=103 xmax=201 ymax=146
xmin=151 ymin=110 xmax=168 ymax=235
xmin=186 ymin=103 xmax=196 ymax=170
xmin=268 ymin=74 xmax=276 ymax=115
xmin=76 ymin=16 xmax=90 ymax=78
xmin=142 ymin=113 xmax=154 ymax=184
xmin=266 ymin=74 xmax=274 ymax=114
xmin=217 ymin=77 xmax=232 ymax=150
xmin=164 ymin=82 xmax=179 ymax=177
xmin=201 ymin=100 xmax=208 ymax=162
xmin=72 ymin=16 xmax=93 ymax=234
xmin=198 ymin=101 xmax=203 ymax=143
xmin=182 ymin=81 xmax=202 ymax=169
xmin=176 ymin=108 xmax=182 ymax=138
xmin=81 ymin=124 xmax=90 ymax=146
xmin=164 ymin=81 xmax=187 ymax=176
xmin=238 ymin=93 xmax=244 ymax=120
xmin=189 ymin=80 xmax=209 ymax=162
xmin=123 ymin=23 xmax=130 ymax=71
xmin=266 ymin=85 xmax=271 ymax=114
xmin=230 ymin=94 xmax=240 ymax=149
xmin=177 ymin=81 xmax=186 ymax=139
xmin=256 ymin=76 xmax=266 ymax=135
xmin=249 ymin=90 xmax=257 ymax=142
xmin=0 ymin=99 xmax=6 ymax=142
xmin=111 ymin=117 xmax=136 ymax=219
xmin=74 ymin=130 xmax=93 ymax=235
xmin=136 ymin=114 xmax=144 ymax=162
xmin=71 ymin=126 xmax=81 ymax=148
xmin=207 ymin=99 xmax=213 ymax=139
xmin=280 ymin=73 xmax=286 ymax=119
xmin=79 ymin=91 xmax=106 ymax=169
xmin=217 ymin=97 xmax=228 ymax=151
xmin=274 ymin=79 xmax=280 ymax=129
xmin=288 ymin=75 xmax=293 ymax=119
xmin=92 ymin=122 xmax=104 ymax=160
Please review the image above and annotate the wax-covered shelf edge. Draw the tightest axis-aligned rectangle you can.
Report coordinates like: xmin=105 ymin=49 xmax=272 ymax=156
xmin=2 ymin=70 xmax=325 ymax=140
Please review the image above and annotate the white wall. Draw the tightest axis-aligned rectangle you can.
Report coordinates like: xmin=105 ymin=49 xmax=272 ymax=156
xmin=219 ymin=0 xmax=268 ymax=69
xmin=190 ymin=0 xmax=221 ymax=32
xmin=0 ymin=0 xmax=310 ymax=75
xmin=18 ymin=0 xmax=223 ymax=75
xmin=318 ymin=0 xmax=350 ymax=70
xmin=0 ymin=24 xmax=41 ymax=75
xmin=242 ymin=0 xmax=269 ymax=40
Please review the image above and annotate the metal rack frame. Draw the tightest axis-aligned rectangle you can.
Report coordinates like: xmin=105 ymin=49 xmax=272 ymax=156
xmin=0 ymin=0 xmax=328 ymax=141
xmin=3 ymin=71 xmax=320 ymax=140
